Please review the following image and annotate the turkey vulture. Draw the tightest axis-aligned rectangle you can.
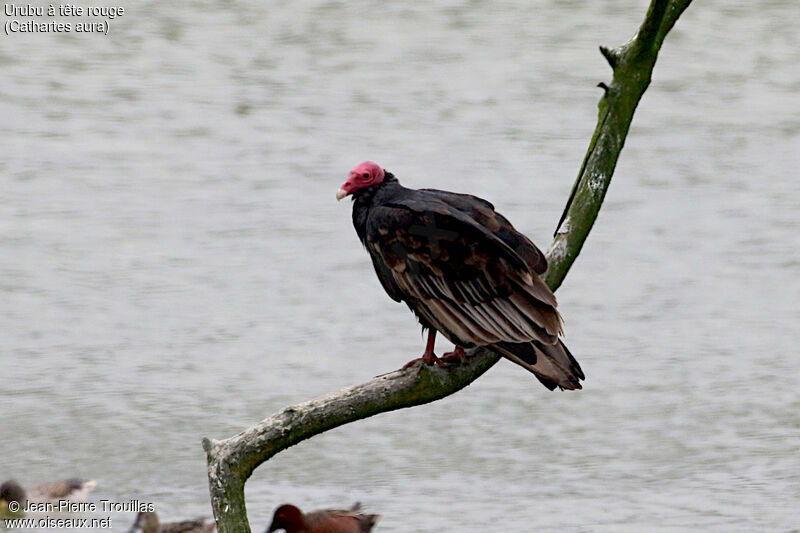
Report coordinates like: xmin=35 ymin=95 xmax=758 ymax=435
xmin=337 ymin=161 xmax=584 ymax=390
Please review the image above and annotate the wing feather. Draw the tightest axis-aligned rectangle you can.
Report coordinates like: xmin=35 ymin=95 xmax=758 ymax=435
xmin=472 ymin=302 xmax=521 ymax=340
xmin=421 ymin=189 xmax=549 ymax=275
xmin=425 ymin=299 xmax=495 ymax=344
xmin=365 ymin=199 xmax=562 ymax=347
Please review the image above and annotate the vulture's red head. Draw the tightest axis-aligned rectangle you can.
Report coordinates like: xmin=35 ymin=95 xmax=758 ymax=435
xmin=336 ymin=161 xmax=385 ymax=200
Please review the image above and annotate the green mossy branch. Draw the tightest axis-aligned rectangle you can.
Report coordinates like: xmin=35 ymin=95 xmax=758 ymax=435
xmin=204 ymin=1 xmax=693 ymax=531
xmin=547 ymin=0 xmax=693 ymax=290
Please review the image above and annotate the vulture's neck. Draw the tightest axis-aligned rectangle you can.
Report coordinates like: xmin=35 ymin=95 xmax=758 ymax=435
xmin=351 ymin=172 xmax=400 ymax=243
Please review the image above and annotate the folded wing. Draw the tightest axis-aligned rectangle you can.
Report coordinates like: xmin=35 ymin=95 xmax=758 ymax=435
xmin=365 ymin=192 xmax=562 ymax=348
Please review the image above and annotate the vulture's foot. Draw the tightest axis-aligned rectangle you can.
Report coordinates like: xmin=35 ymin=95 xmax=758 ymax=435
xmin=402 ymin=350 xmax=447 ymax=370
xmin=440 ymin=346 xmax=467 ymax=366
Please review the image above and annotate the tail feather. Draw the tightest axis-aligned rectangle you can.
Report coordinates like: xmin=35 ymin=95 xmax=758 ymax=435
xmin=350 ymin=502 xmax=380 ymax=531
xmin=364 ymin=514 xmax=381 ymax=529
xmin=494 ymin=339 xmax=584 ymax=390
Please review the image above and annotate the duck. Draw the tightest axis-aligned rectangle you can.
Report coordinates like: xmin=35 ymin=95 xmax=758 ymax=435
xmin=126 ymin=510 xmax=216 ymax=533
xmin=266 ymin=502 xmax=380 ymax=533
xmin=1 ymin=478 xmax=96 ymax=514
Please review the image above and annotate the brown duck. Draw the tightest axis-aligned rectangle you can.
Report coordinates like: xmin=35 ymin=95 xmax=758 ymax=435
xmin=266 ymin=503 xmax=380 ymax=533
xmin=127 ymin=511 xmax=215 ymax=533
xmin=0 ymin=478 xmax=96 ymax=506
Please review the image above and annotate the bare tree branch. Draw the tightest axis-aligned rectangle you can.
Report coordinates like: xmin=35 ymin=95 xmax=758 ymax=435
xmin=549 ymin=0 xmax=693 ymax=290
xmin=204 ymin=1 xmax=693 ymax=531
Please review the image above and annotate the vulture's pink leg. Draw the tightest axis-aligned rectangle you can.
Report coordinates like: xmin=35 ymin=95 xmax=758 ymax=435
xmin=402 ymin=330 xmax=447 ymax=369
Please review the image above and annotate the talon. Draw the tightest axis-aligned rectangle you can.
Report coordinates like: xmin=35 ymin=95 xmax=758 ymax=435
xmin=401 ymin=329 xmax=448 ymax=370
xmin=402 ymin=351 xmax=446 ymax=370
xmin=440 ymin=346 xmax=467 ymax=366
xmin=422 ymin=350 xmax=447 ymax=367
xmin=401 ymin=358 xmax=422 ymax=370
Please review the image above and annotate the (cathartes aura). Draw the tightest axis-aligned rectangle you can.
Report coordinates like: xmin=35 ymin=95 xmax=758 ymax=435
xmin=337 ymin=161 xmax=584 ymax=391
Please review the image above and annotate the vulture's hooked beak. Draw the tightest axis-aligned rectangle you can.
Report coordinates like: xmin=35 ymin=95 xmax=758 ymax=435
xmin=336 ymin=188 xmax=348 ymax=201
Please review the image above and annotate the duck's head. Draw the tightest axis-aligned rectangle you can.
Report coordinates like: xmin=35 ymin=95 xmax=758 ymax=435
xmin=0 ymin=480 xmax=26 ymax=518
xmin=267 ymin=504 xmax=305 ymax=532
xmin=127 ymin=511 xmax=160 ymax=533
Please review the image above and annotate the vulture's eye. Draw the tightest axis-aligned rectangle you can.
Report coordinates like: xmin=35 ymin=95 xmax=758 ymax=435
xmin=362 ymin=173 xmax=370 ymax=179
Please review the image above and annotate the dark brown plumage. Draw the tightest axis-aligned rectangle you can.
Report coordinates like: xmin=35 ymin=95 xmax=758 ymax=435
xmin=338 ymin=161 xmax=584 ymax=390
xmin=266 ymin=503 xmax=380 ymax=533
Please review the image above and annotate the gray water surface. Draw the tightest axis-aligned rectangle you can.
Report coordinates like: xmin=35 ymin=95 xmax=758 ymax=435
xmin=1 ymin=1 xmax=799 ymax=531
